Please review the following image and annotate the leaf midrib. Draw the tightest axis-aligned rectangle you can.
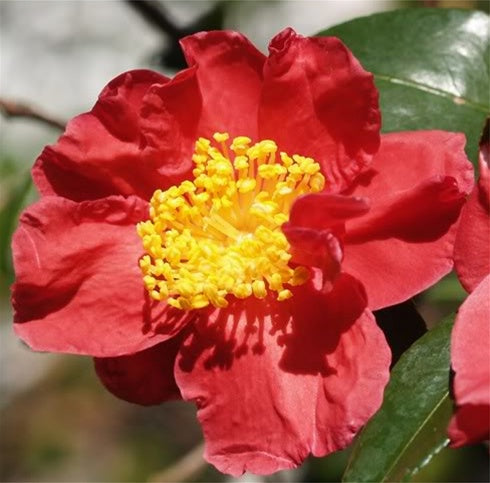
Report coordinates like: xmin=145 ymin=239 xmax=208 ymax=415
xmin=374 ymin=73 xmax=489 ymax=113
xmin=381 ymin=390 xmax=450 ymax=482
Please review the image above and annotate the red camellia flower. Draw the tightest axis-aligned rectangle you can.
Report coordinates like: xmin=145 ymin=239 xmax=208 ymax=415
xmin=12 ymin=29 xmax=473 ymax=475
xmin=448 ymin=140 xmax=490 ymax=447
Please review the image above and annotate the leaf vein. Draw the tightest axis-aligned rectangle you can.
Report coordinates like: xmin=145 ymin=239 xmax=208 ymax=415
xmin=382 ymin=391 xmax=450 ymax=482
xmin=374 ymin=73 xmax=489 ymax=113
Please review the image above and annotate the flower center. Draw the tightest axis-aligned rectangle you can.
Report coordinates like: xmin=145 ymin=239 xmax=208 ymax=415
xmin=137 ymin=132 xmax=325 ymax=310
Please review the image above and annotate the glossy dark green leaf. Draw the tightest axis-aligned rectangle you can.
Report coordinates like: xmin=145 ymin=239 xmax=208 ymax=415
xmin=343 ymin=315 xmax=454 ymax=482
xmin=319 ymin=9 xmax=490 ymax=165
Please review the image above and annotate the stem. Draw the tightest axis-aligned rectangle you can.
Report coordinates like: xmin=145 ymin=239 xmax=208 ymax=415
xmin=0 ymin=98 xmax=66 ymax=130
xmin=125 ymin=0 xmax=184 ymax=40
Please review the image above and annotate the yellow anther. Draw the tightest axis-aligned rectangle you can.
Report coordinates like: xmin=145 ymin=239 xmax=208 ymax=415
xmin=176 ymin=280 xmax=196 ymax=298
xmin=234 ymin=156 xmax=249 ymax=170
xmin=250 ymin=200 xmax=277 ymax=215
xmin=213 ymin=132 xmax=230 ymax=143
xmin=180 ymin=180 xmax=197 ymax=193
xmin=143 ymin=275 xmax=157 ymax=290
xmin=280 ymin=152 xmax=293 ymax=167
xmin=274 ymin=213 xmax=289 ymax=225
xmin=139 ymin=255 xmax=151 ymax=272
xmin=260 ymin=140 xmax=277 ymax=154
xmin=275 ymin=182 xmax=293 ymax=196
xmin=304 ymin=160 xmax=320 ymax=175
xmin=258 ymin=163 xmax=284 ymax=179
xmin=310 ymin=172 xmax=326 ymax=192
xmin=191 ymin=294 xmax=210 ymax=309
xmin=231 ymin=136 xmax=252 ymax=155
xmin=236 ymin=178 xmax=256 ymax=193
xmin=252 ymin=280 xmax=267 ymax=299
xmin=215 ymin=297 xmax=229 ymax=308
xmin=291 ymin=266 xmax=310 ymax=286
xmin=167 ymin=297 xmax=182 ymax=309
xmin=196 ymin=137 xmax=211 ymax=154
xmin=234 ymin=283 xmax=253 ymax=299
xmin=277 ymin=289 xmax=293 ymax=301
xmin=246 ymin=145 xmax=260 ymax=160
xmin=151 ymin=289 xmax=163 ymax=301
xmin=269 ymin=273 xmax=283 ymax=291
xmin=219 ymin=274 xmax=235 ymax=291
xmin=192 ymin=153 xmax=207 ymax=164
xmin=157 ymin=282 xmax=169 ymax=298
xmin=288 ymin=164 xmax=302 ymax=177
xmin=137 ymin=132 xmax=325 ymax=310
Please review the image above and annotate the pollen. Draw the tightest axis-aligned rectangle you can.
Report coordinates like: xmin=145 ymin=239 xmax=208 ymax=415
xmin=136 ymin=133 xmax=325 ymax=310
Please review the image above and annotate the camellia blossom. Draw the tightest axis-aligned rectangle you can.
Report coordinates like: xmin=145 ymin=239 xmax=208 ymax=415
xmin=448 ymin=140 xmax=490 ymax=447
xmin=12 ymin=29 xmax=474 ymax=475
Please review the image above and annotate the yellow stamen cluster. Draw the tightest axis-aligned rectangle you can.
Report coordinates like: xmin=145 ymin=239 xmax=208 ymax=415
xmin=137 ymin=132 xmax=325 ymax=310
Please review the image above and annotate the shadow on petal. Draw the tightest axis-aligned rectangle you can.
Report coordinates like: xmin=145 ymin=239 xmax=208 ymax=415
xmin=141 ymin=289 xmax=195 ymax=337
xmin=278 ymin=273 xmax=367 ymax=375
xmin=177 ymin=273 xmax=367 ymax=377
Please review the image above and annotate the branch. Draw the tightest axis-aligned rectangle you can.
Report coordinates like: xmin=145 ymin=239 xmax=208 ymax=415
xmin=147 ymin=441 xmax=206 ymax=482
xmin=0 ymin=98 xmax=66 ymax=130
xmin=125 ymin=0 xmax=184 ymax=40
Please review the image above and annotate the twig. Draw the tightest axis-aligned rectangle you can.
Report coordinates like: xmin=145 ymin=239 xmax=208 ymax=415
xmin=125 ymin=0 xmax=184 ymax=40
xmin=148 ymin=441 xmax=207 ymax=483
xmin=0 ymin=98 xmax=66 ymax=131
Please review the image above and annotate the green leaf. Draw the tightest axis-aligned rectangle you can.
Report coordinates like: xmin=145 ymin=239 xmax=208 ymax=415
xmin=0 ymin=171 xmax=33 ymax=280
xmin=319 ymin=9 xmax=490 ymax=165
xmin=343 ymin=315 xmax=455 ymax=482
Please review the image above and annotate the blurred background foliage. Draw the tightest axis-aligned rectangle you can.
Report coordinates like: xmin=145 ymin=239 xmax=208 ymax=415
xmin=0 ymin=1 xmax=489 ymax=482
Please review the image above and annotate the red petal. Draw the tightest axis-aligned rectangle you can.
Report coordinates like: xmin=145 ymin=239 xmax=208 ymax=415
xmin=454 ymin=144 xmax=490 ymax=292
xmin=283 ymin=194 xmax=369 ymax=276
xmin=342 ymin=131 xmax=474 ymax=310
xmin=345 ymin=131 xmax=474 ymax=199
xmin=259 ymin=28 xmax=380 ymax=192
xmin=33 ymin=69 xmax=199 ymax=201
xmin=448 ymin=404 xmax=490 ymax=447
xmin=12 ymin=196 xmax=192 ymax=357
xmin=287 ymin=193 xmax=370 ymax=231
xmin=94 ymin=335 xmax=184 ymax=406
xmin=449 ymin=275 xmax=490 ymax=447
xmin=180 ymin=30 xmax=266 ymax=139
xmin=174 ymin=275 xmax=390 ymax=476
xmin=282 ymin=226 xmax=343 ymax=279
